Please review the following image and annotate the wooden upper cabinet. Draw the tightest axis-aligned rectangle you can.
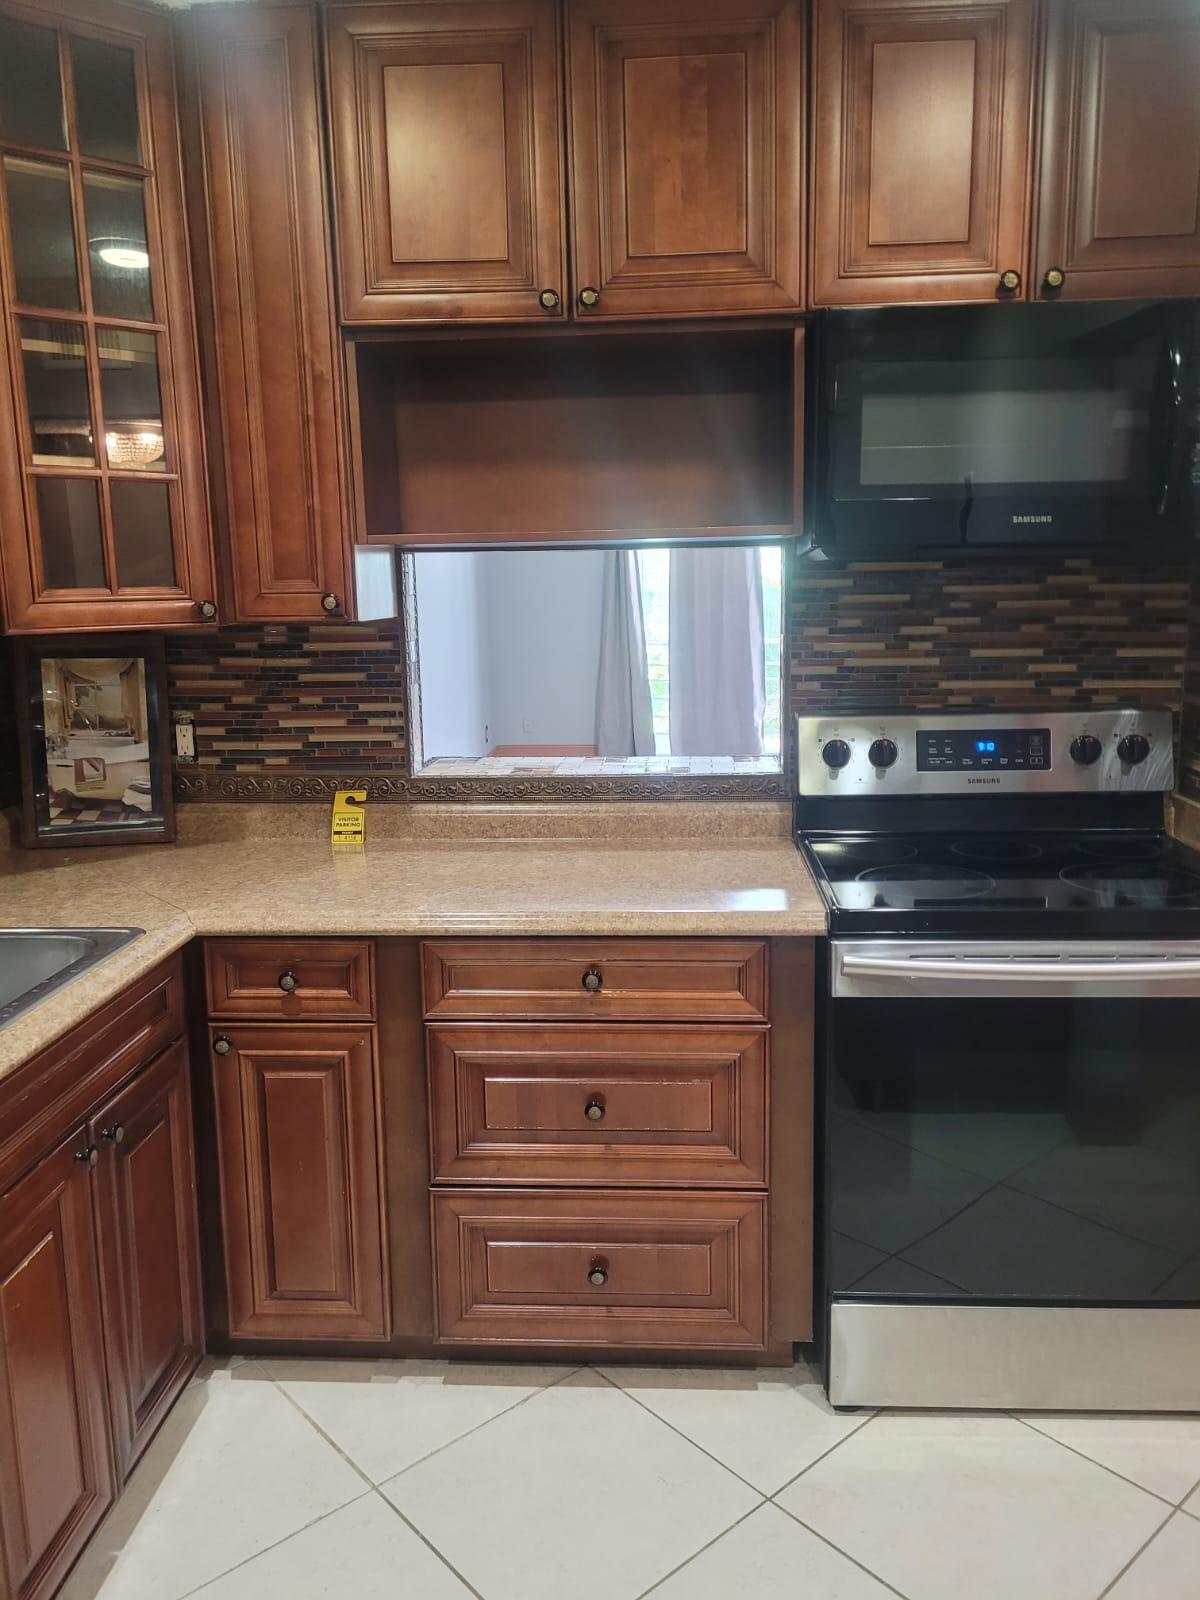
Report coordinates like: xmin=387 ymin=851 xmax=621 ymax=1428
xmin=326 ymin=0 xmax=568 ymax=323
xmin=192 ymin=3 xmax=353 ymax=621
xmin=1034 ymin=0 xmax=1200 ymax=301
xmin=810 ymin=0 xmax=1037 ymax=306
xmin=0 ymin=0 xmax=216 ymax=633
xmin=565 ymin=0 xmax=804 ymax=318
xmin=0 ymin=1135 xmax=114 ymax=1600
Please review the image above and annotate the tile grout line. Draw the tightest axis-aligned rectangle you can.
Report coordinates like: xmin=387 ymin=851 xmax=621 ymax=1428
xmin=1007 ymin=1412 xmax=1190 ymax=1510
xmin=369 ymin=1489 xmax=489 ymax=1600
xmin=630 ymin=1502 xmax=767 ymax=1600
xmin=590 ymin=1368 xmax=773 ymax=1500
xmin=768 ymin=1499 xmax=915 ymax=1600
xmin=373 ymin=1363 xmax=586 ymax=1488
xmin=174 ymin=1486 xmax=377 ymax=1600
xmin=1094 ymin=1506 xmax=1180 ymax=1600
xmin=765 ymin=1407 xmax=880 ymax=1501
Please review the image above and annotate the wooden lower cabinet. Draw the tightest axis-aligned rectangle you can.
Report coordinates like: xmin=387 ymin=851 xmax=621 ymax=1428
xmin=210 ymin=1023 xmax=389 ymax=1341
xmin=433 ymin=1189 xmax=767 ymax=1350
xmin=92 ymin=1041 xmax=203 ymax=1480
xmin=0 ymin=1135 xmax=114 ymax=1600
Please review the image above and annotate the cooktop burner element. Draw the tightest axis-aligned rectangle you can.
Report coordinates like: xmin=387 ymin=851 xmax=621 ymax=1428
xmin=1059 ymin=863 xmax=1200 ymax=905
xmin=951 ymin=838 xmax=1044 ymax=862
xmin=855 ymin=862 xmax=996 ymax=901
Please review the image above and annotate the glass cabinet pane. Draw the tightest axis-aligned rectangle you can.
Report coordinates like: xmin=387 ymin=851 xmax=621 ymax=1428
xmin=0 ymin=17 xmax=66 ymax=151
xmin=36 ymin=476 xmax=106 ymax=589
xmin=20 ymin=318 xmax=93 ymax=466
xmin=111 ymin=479 xmax=175 ymax=587
xmin=71 ymin=36 xmax=141 ymax=165
xmin=4 ymin=157 xmax=80 ymax=310
xmin=98 ymin=328 xmax=164 ymax=471
xmin=84 ymin=173 xmax=152 ymax=321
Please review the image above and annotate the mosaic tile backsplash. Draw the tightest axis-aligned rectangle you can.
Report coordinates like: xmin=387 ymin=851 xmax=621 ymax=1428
xmin=161 ymin=554 xmax=1194 ymax=801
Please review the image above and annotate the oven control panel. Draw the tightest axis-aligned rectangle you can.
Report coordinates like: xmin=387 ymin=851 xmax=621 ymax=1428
xmin=917 ymin=727 xmax=1050 ymax=773
xmin=797 ymin=709 xmax=1173 ymax=797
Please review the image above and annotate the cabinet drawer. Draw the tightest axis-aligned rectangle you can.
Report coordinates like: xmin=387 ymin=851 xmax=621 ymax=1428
xmin=206 ymin=940 xmax=374 ymax=1020
xmin=433 ymin=1190 xmax=766 ymax=1349
xmin=428 ymin=1024 xmax=767 ymax=1185
xmin=421 ymin=939 xmax=767 ymax=1021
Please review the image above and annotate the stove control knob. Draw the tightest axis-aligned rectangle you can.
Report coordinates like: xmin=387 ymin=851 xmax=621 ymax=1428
xmin=868 ymin=738 xmax=899 ymax=770
xmin=1069 ymin=734 xmax=1103 ymax=767
xmin=821 ymin=738 xmax=853 ymax=770
xmin=1117 ymin=733 xmax=1150 ymax=766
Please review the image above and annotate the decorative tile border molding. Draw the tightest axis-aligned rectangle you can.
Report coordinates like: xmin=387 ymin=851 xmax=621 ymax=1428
xmin=173 ymin=771 xmax=790 ymax=802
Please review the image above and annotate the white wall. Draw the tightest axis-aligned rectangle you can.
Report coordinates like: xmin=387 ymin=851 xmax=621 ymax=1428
xmin=412 ymin=553 xmax=490 ymax=759
xmin=478 ymin=550 xmax=607 ymax=749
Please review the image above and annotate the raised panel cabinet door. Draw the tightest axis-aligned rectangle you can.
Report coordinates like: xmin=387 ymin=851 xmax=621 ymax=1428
xmin=194 ymin=4 xmax=353 ymax=620
xmin=0 ymin=0 xmax=216 ymax=634
xmin=91 ymin=1041 xmax=202 ymax=1481
xmin=326 ymin=0 xmax=567 ymax=322
xmin=566 ymin=0 xmax=803 ymax=317
xmin=1034 ymin=0 xmax=1200 ymax=300
xmin=210 ymin=1024 xmax=389 ymax=1340
xmin=0 ymin=1135 xmax=114 ymax=1600
xmin=810 ymin=0 xmax=1037 ymax=305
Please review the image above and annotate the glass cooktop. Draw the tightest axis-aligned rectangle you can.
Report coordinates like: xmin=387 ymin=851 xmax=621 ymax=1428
xmin=804 ymin=831 xmax=1200 ymax=924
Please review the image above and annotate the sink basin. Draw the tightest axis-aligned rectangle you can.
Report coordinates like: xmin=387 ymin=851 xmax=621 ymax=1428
xmin=0 ymin=928 xmax=143 ymax=1030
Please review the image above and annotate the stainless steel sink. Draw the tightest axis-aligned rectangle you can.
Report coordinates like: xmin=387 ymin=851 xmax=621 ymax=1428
xmin=0 ymin=928 xmax=143 ymax=1029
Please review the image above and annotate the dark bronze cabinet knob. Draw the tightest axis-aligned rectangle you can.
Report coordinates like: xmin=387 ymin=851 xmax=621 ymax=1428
xmin=278 ymin=970 xmax=299 ymax=993
xmin=213 ymin=1035 xmax=233 ymax=1056
xmin=1043 ymin=267 xmax=1066 ymax=291
xmin=100 ymin=1124 xmax=125 ymax=1145
xmin=999 ymin=269 xmax=1022 ymax=292
xmin=587 ymin=1259 xmax=609 ymax=1287
xmin=584 ymin=1098 xmax=606 ymax=1122
xmin=75 ymin=1146 xmax=99 ymax=1169
xmin=197 ymin=599 xmax=217 ymax=621
xmin=320 ymin=593 xmax=340 ymax=613
xmin=538 ymin=288 xmax=561 ymax=311
xmin=578 ymin=286 xmax=600 ymax=308
xmin=581 ymin=967 xmax=603 ymax=993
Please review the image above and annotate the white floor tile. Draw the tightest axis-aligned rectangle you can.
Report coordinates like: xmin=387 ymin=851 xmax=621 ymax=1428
xmin=597 ymin=1361 xmax=870 ymax=1494
xmin=777 ymin=1412 xmax=1167 ymax=1600
xmin=189 ymin=1493 xmax=473 ymax=1599
xmin=1104 ymin=1511 xmax=1200 ymax=1599
xmin=382 ymin=1369 xmax=760 ymax=1600
xmin=1185 ymin=1480 xmax=1200 ymax=1519
xmin=59 ymin=1370 xmax=365 ymax=1600
xmin=649 ymin=1503 xmax=897 ymax=1600
xmin=1017 ymin=1411 xmax=1200 ymax=1504
xmin=262 ymin=1357 xmax=575 ymax=1482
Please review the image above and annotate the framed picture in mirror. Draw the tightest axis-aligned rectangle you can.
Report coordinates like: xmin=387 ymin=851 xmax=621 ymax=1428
xmin=13 ymin=634 xmax=174 ymax=847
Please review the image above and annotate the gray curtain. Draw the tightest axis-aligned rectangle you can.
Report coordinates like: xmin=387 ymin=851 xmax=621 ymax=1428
xmin=669 ymin=547 xmax=764 ymax=757
xmin=595 ymin=551 xmax=655 ymax=757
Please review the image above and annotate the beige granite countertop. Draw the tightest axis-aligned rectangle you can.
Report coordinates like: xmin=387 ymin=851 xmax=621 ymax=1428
xmin=0 ymin=803 xmax=825 ymax=1077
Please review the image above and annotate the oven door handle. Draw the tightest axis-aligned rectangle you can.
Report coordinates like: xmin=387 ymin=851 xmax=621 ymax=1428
xmin=840 ymin=953 xmax=1200 ymax=982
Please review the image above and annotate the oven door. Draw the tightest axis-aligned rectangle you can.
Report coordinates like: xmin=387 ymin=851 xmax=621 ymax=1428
xmin=827 ymin=940 xmax=1200 ymax=1408
xmin=814 ymin=301 xmax=1197 ymax=557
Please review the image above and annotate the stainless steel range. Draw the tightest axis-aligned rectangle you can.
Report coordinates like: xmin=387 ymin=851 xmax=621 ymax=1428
xmin=795 ymin=707 xmax=1200 ymax=1412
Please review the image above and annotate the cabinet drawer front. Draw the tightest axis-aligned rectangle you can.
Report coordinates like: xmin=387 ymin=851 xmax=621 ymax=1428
xmin=428 ymin=1024 xmax=768 ymax=1185
xmin=206 ymin=940 xmax=374 ymax=1020
xmin=434 ymin=1190 xmax=766 ymax=1348
xmin=422 ymin=939 xmax=767 ymax=1021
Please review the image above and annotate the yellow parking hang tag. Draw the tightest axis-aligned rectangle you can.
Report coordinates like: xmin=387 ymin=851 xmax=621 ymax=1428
xmin=331 ymin=789 xmax=367 ymax=846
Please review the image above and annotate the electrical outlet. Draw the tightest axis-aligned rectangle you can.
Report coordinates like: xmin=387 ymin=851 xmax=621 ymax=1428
xmin=173 ymin=716 xmax=196 ymax=763
xmin=522 ymin=718 xmax=533 ymax=734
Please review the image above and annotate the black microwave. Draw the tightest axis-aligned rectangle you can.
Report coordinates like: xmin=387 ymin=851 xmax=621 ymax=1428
xmin=807 ymin=300 xmax=1200 ymax=559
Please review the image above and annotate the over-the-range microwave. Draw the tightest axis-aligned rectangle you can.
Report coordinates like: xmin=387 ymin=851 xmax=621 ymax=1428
xmin=807 ymin=299 xmax=1200 ymax=560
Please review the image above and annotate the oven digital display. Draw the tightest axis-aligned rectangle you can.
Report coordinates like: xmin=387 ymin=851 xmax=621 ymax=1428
xmin=917 ymin=729 xmax=1051 ymax=772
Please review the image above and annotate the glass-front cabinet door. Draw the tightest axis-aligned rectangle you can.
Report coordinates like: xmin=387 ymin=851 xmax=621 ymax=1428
xmin=0 ymin=0 xmax=215 ymax=631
